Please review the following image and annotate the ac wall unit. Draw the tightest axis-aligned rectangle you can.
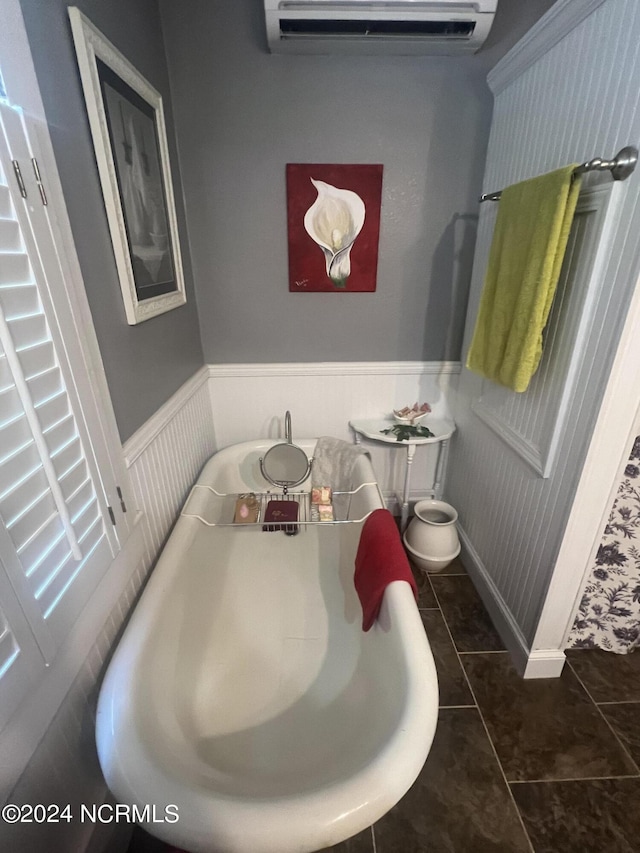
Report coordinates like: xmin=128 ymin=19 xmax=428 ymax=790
xmin=264 ymin=1 xmax=498 ymax=55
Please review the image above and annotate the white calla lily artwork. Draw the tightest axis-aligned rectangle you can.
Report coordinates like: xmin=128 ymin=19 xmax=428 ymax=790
xmin=286 ymin=164 xmax=383 ymax=293
xmin=303 ymin=179 xmax=366 ymax=288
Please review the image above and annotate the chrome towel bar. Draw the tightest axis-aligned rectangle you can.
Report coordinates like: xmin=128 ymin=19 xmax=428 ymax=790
xmin=479 ymin=145 xmax=638 ymax=203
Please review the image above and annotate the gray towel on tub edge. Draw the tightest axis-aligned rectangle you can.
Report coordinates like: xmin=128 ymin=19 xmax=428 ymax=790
xmin=311 ymin=436 xmax=367 ymax=493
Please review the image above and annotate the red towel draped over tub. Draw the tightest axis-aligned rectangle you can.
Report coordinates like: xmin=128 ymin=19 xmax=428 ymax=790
xmin=354 ymin=508 xmax=418 ymax=631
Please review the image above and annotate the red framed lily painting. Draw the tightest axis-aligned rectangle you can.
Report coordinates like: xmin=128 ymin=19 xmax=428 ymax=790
xmin=286 ymin=164 xmax=383 ymax=292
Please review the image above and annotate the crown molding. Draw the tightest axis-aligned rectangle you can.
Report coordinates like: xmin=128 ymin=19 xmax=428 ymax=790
xmin=488 ymin=0 xmax=608 ymax=96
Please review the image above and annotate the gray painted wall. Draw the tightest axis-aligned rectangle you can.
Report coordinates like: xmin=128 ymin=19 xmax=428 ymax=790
xmin=18 ymin=0 xmax=204 ymax=442
xmin=160 ymin=0 xmax=496 ymax=364
xmin=159 ymin=0 xmax=555 ymax=365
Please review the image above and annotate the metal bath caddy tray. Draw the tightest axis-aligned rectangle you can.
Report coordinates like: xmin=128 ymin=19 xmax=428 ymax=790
xmin=180 ymin=482 xmax=383 ymax=529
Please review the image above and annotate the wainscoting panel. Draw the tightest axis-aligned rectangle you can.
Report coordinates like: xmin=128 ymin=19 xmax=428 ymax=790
xmin=472 ymin=185 xmax=620 ymax=477
xmin=207 ymin=361 xmax=460 ymax=507
xmin=448 ymin=0 xmax=640 ymax=652
xmin=123 ymin=365 xmax=216 ymax=566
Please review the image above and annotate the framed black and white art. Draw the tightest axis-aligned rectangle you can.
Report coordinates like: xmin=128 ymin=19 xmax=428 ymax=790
xmin=69 ymin=7 xmax=186 ymax=324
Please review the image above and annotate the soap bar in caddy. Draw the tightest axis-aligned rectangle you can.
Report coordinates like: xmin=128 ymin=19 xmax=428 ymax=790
xmin=234 ymin=493 xmax=260 ymax=524
xmin=310 ymin=485 xmax=334 ymax=522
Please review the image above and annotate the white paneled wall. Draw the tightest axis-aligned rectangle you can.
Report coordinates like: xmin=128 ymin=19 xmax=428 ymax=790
xmin=208 ymin=362 xmax=459 ymax=506
xmin=2 ymin=367 xmax=215 ymax=853
xmin=124 ymin=366 xmax=216 ymax=565
xmin=448 ymin=0 xmax=640 ymax=672
xmin=472 ymin=185 xmax=622 ymax=478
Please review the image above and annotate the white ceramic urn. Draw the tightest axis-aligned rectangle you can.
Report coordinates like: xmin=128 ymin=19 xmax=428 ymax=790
xmin=403 ymin=499 xmax=461 ymax=573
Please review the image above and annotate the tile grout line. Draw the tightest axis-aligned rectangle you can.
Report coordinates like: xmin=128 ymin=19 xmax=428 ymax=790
xmin=374 ymin=569 xmax=464 ymax=853
xmin=509 ymin=773 xmax=640 ymax=784
xmin=458 ymin=649 xmax=510 ymax=655
xmin=565 ymin=659 xmax=640 ymax=778
xmin=423 ymin=572 xmax=537 ymax=853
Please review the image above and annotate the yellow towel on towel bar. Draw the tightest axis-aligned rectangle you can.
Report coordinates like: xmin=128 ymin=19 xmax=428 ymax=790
xmin=466 ymin=164 xmax=581 ymax=392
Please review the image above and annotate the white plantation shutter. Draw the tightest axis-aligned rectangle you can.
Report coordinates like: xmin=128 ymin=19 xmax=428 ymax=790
xmin=0 ymin=97 xmax=126 ymax=723
xmin=0 ymin=560 xmax=45 ymax=730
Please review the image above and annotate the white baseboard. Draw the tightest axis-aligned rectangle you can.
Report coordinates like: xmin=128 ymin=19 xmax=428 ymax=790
xmin=520 ymin=649 xmax=566 ymax=679
xmin=457 ymin=524 xmax=566 ymax=679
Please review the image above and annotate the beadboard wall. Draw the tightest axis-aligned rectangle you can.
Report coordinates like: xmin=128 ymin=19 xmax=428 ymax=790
xmin=207 ymin=361 xmax=460 ymax=506
xmin=448 ymin=0 xmax=640 ymax=674
xmin=1 ymin=367 xmax=215 ymax=853
xmin=123 ymin=366 xmax=216 ymax=565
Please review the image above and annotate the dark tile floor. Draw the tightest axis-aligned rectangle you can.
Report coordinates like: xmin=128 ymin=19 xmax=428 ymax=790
xmin=129 ymin=557 xmax=640 ymax=853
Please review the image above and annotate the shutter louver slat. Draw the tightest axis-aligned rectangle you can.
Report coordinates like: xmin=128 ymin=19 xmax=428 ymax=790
xmin=68 ymin=480 xmax=95 ymax=526
xmin=6 ymin=492 xmax=57 ymax=550
xmin=42 ymin=413 xmax=75 ymax=456
xmin=0 ymin=218 xmax=20 ymax=251
xmin=26 ymin=537 xmax=69 ymax=589
xmin=14 ymin=340 xmax=54 ymax=378
xmin=50 ymin=435 xmax=81 ymax=473
xmin=0 ymin=411 xmax=33 ymax=458
xmin=0 ymin=383 xmax=24 ymax=422
xmin=0 ymin=630 xmax=19 ymax=679
xmin=0 ymin=465 xmax=48 ymax=523
xmin=34 ymin=548 xmax=73 ymax=602
xmin=9 ymin=313 xmax=48 ymax=350
xmin=0 ymin=183 xmax=12 ymax=217
xmin=18 ymin=516 xmax=65 ymax=577
xmin=0 ymin=252 xmax=30 ymax=285
xmin=26 ymin=366 xmax=62 ymax=408
xmin=0 ymin=440 xmax=39 ymax=490
xmin=1 ymin=283 xmax=40 ymax=318
xmin=40 ymin=520 xmax=103 ymax=620
xmin=33 ymin=391 xmax=70 ymax=432
xmin=57 ymin=458 xmax=85 ymax=499
xmin=0 ymin=352 xmax=12 ymax=388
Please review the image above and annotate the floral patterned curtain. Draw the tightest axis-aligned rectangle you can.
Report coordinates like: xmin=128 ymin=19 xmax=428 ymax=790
xmin=569 ymin=435 xmax=640 ymax=654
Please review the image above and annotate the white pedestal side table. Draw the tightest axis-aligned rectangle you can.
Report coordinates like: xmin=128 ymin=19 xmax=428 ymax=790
xmin=349 ymin=418 xmax=456 ymax=532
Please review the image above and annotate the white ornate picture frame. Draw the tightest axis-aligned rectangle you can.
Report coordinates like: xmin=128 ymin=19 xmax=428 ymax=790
xmin=69 ymin=7 xmax=186 ymax=324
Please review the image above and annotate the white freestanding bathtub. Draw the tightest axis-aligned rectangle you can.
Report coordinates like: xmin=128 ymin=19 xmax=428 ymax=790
xmin=96 ymin=439 xmax=438 ymax=853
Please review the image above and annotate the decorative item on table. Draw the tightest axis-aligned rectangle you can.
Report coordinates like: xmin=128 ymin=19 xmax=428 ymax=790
xmin=262 ymin=500 xmax=298 ymax=535
xmin=382 ymin=423 xmax=435 ymax=441
xmin=233 ymin=493 xmax=260 ymax=524
xmin=393 ymin=402 xmax=431 ymax=424
xmin=383 ymin=403 xmax=434 ymax=441
xmin=310 ymin=485 xmax=334 ymax=522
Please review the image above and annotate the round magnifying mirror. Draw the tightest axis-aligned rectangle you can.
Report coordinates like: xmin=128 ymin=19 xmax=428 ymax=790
xmin=260 ymin=443 xmax=312 ymax=491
